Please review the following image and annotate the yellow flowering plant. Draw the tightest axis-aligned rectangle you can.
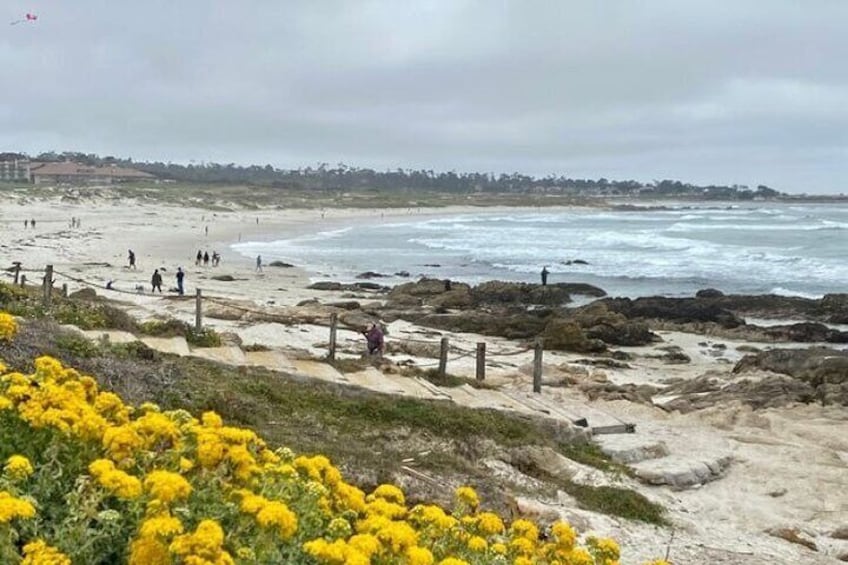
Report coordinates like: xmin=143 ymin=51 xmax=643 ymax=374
xmin=0 ymin=353 xmax=670 ymax=564
xmin=0 ymin=311 xmax=17 ymax=341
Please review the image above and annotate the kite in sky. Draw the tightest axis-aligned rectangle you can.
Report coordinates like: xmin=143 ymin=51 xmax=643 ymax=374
xmin=10 ymin=13 xmax=38 ymax=25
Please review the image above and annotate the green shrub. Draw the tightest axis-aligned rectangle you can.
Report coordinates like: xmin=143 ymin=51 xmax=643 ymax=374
xmin=54 ymin=334 xmax=101 ymax=358
xmin=138 ymin=319 xmax=189 ymax=337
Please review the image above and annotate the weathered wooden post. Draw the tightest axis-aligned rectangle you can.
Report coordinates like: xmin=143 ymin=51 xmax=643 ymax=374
xmin=13 ymin=263 xmax=21 ymax=285
xmin=438 ymin=337 xmax=449 ymax=377
xmin=195 ymin=288 xmax=202 ymax=332
xmin=61 ymin=283 xmax=68 ymax=298
xmin=43 ymin=265 xmax=54 ymax=306
xmin=533 ymin=338 xmax=544 ymax=393
xmin=476 ymin=342 xmax=486 ymax=382
xmin=328 ymin=313 xmax=338 ymax=360
xmin=20 ymin=275 xmax=26 ymax=288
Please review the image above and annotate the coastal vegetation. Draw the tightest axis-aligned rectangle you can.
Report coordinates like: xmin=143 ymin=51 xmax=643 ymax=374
xmin=4 ymin=150 xmax=781 ymax=200
xmin=0 ymin=309 xmax=672 ymax=564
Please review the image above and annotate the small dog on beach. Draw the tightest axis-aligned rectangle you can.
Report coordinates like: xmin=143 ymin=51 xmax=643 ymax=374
xmin=135 ymin=285 xmax=145 ymax=294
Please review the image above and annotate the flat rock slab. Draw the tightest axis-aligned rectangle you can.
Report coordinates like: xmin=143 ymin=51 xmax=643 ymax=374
xmin=243 ymin=351 xmax=297 ymax=373
xmin=631 ymin=454 xmax=732 ymax=489
xmin=345 ymin=370 xmax=438 ymax=398
xmin=290 ymin=360 xmax=347 ymax=383
xmin=595 ymin=435 xmax=670 ymax=464
xmin=81 ymin=330 xmax=139 ymax=344
xmin=452 ymin=386 xmax=536 ymax=412
xmin=501 ymin=390 xmax=623 ymax=428
xmin=190 ymin=346 xmax=247 ymax=366
xmin=140 ymin=336 xmax=191 ymax=357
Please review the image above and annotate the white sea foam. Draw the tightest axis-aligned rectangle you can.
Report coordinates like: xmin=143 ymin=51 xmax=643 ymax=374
xmin=769 ymin=287 xmax=825 ymax=299
xmin=232 ymin=203 xmax=848 ymax=297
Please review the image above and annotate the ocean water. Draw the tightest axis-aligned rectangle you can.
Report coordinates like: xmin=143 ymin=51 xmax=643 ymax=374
xmin=232 ymin=203 xmax=848 ymax=299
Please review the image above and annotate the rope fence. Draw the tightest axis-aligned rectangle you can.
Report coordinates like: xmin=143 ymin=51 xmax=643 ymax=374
xmin=17 ymin=263 xmax=556 ymax=396
xmin=6 ymin=262 xmax=638 ymax=433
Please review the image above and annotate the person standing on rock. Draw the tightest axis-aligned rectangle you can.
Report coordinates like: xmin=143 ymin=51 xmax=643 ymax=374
xmin=128 ymin=250 xmax=137 ymax=270
xmin=151 ymin=269 xmax=163 ymax=293
xmin=363 ymin=323 xmax=385 ymax=356
xmin=541 ymin=266 xmax=549 ymax=286
xmin=176 ymin=267 xmax=185 ymax=296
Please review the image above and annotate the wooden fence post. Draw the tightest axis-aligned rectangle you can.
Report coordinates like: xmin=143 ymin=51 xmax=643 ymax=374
xmin=20 ymin=275 xmax=26 ymax=288
xmin=43 ymin=265 xmax=53 ymax=306
xmin=476 ymin=342 xmax=486 ymax=382
xmin=13 ymin=263 xmax=20 ymax=285
xmin=195 ymin=289 xmax=202 ymax=332
xmin=533 ymin=338 xmax=544 ymax=393
xmin=438 ymin=337 xmax=449 ymax=376
xmin=328 ymin=313 xmax=338 ymax=361
xmin=62 ymin=283 xmax=68 ymax=298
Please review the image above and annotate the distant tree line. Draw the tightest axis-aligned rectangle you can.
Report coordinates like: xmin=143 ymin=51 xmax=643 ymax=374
xmin=4 ymin=150 xmax=783 ymax=199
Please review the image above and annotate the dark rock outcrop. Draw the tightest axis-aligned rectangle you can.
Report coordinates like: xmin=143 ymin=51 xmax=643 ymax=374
xmin=733 ymin=347 xmax=848 ymax=385
xmin=659 ymin=373 xmax=818 ymax=412
xmin=733 ymin=347 xmax=848 ymax=405
xmin=601 ymin=297 xmax=745 ymax=328
xmin=696 ymin=288 xmax=724 ymax=298
xmin=571 ymin=302 xmax=658 ymax=346
xmin=820 ymin=293 xmax=848 ymax=323
xmin=472 ymin=281 xmax=605 ymax=307
xmin=308 ymin=281 xmax=389 ymax=292
xmin=759 ymin=322 xmax=848 ymax=343
xmin=308 ymin=281 xmax=343 ymax=291
xmin=418 ymin=311 xmax=547 ymax=339
xmin=472 ymin=281 xmax=572 ymax=306
xmin=541 ymin=319 xmax=606 ymax=353
xmin=356 ymin=271 xmax=387 ymax=279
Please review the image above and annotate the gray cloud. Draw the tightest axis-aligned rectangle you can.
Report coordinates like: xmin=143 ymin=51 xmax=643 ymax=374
xmin=1 ymin=0 xmax=847 ymax=192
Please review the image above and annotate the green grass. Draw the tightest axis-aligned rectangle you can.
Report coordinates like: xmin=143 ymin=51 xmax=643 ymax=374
xmin=559 ymin=442 xmax=633 ymax=476
xmin=511 ymin=455 xmax=667 ymax=525
xmin=2 ymin=311 xmax=665 ymax=524
xmin=138 ymin=319 xmax=222 ymax=347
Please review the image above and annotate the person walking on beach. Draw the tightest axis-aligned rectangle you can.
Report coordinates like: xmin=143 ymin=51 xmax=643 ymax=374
xmin=176 ymin=267 xmax=185 ymax=296
xmin=203 ymin=251 xmax=210 ymax=266
xmin=30 ymin=219 xmax=36 ymax=229
xmin=255 ymin=255 xmax=263 ymax=273
xmin=23 ymin=219 xmax=28 ymax=228
xmin=212 ymin=251 xmax=220 ymax=267
xmin=362 ymin=323 xmax=385 ymax=356
xmin=151 ymin=269 xmax=163 ymax=293
xmin=541 ymin=266 xmax=549 ymax=286
xmin=128 ymin=250 xmax=137 ymax=270
xmin=195 ymin=250 xmax=202 ymax=266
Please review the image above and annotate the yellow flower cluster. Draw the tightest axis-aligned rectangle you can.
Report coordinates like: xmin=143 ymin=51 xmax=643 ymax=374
xmin=0 ymin=490 xmax=36 ymax=523
xmin=4 ymin=454 xmax=34 ymax=481
xmin=89 ymin=459 xmax=143 ymax=499
xmin=170 ymin=519 xmax=234 ymax=565
xmin=0 ymin=354 xmax=669 ymax=564
xmin=21 ymin=540 xmax=72 ymax=565
xmin=143 ymin=470 xmax=192 ymax=503
xmin=0 ymin=311 xmax=17 ymax=341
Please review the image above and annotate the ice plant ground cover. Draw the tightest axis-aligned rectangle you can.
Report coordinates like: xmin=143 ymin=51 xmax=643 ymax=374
xmin=0 ymin=313 xmax=670 ymax=564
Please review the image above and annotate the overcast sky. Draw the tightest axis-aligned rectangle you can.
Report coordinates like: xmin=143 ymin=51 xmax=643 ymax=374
xmin=2 ymin=1 xmax=847 ymax=193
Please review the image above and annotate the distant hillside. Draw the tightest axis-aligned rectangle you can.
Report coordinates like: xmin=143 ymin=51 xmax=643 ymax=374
xmin=13 ymin=150 xmax=783 ymax=199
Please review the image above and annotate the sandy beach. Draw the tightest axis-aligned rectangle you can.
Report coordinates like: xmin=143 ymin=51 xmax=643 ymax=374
xmin=2 ymin=193 xmax=847 ymax=564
